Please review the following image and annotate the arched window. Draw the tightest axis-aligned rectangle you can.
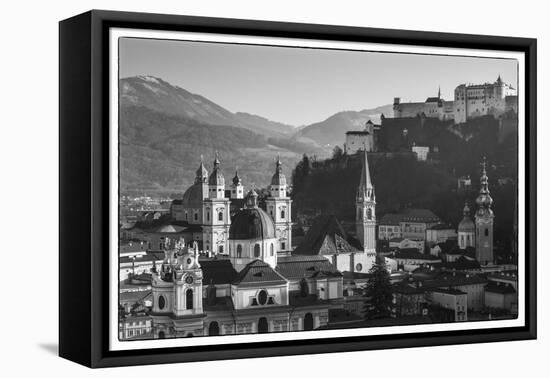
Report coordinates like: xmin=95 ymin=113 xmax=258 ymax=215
xmin=367 ymin=208 xmax=372 ymax=220
xmin=280 ymin=209 xmax=285 ymax=219
xmin=254 ymin=244 xmax=261 ymax=258
xmin=304 ymin=313 xmax=314 ymax=331
xmin=485 ymin=228 xmax=489 ymax=237
xmin=237 ymin=244 xmax=242 ymax=258
xmin=206 ymin=211 xmax=210 ymax=221
xmin=158 ymin=331 xmax=165 ymax=339
xmin=186 ymin=289 xmax=193 ymax=310
xmin=258 ymin=317 xmax=268 ymax=333
xmin=158 ymin=295 xmax=166 ymax=310
xmin=194 ymin=212 xmax=198 ymax=221
xmin=218 ymin=245 xmax=224 ymax=254
xmin=218 ymin=211 xmax=223 ymax=221
xmin=209 ymin=321 xmax=220 ymax=336
xmin=270 ymin=243 xmax=274 ymax=256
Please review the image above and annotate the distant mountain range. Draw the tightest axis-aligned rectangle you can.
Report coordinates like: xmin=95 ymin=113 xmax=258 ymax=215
xmin=119 ymin=75 xmax=392 ymax=193
xmin=120 ymin=76 xmax=295 ymax=138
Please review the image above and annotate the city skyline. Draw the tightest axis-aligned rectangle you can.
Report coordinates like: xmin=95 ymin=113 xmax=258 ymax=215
xmin=119 ymin=37 xmax=518 ymax=126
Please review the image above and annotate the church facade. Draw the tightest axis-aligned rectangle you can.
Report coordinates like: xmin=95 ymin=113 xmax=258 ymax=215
xmin=171 ymin=155 xmax=292 ymax=256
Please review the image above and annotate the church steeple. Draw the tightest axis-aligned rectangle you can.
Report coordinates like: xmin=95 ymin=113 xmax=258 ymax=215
xmin=357 ymin=148 xmax=375 ymax=201
xmin=208 ymin=151 xmax=226 ymax=199
xmin=475 ymin=157 xmax=494 ymax=265
xmin=356 ymin=148 xmax=376 ymax=255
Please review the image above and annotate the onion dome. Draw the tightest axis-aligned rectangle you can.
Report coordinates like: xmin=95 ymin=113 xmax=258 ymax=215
xmin=271 ymin=156 xmax=287 ymax=186
xmin=194 ymin=156 xmax=208 ymax=184
xmin=208 ymin=153 xmax=225 ymax=186
xmin=232 ymin=168 xmax=242 ymax=186
xmin=475 ymin=158 xmax=493 ymax=210
xmin=229 ymin=191 xmax=276 ymax=240
xmin=458 ymin=202 xmax=475 ymax=232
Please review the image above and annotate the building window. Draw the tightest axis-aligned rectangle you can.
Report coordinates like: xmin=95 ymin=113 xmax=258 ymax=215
xmin=270 ymin=243 xmax=274 ymax=256
xmin=254 ymin=244 xmax=261 ymax=258
xmin=194 ymin=212 xmax=198 ymax=221
xmin=367 ymin=208 xmax=372 ymax=220
xmin=218 ymin=245 xmax=224 ymax=254
xmin=281 ymin=242 xmax=286 ymax=250
xmin=485 ymin=228 xmax=489 ymax=237
xmin=218 ymin=211 xmax=223 ymax=221
xmin=186 ymin=289 xmax=193 ymax=310
xmin=356 ymin=263 xmax=363 ymax=272
xmin=158 ymin=295 xmax=166 ymax=310
xmin=258 ymin=290 xmax=268 ymax=305
xmin=237 ymin=244 xmax=242 ymax=258
xmin=207 ymin=212 xmax=210 ymax=221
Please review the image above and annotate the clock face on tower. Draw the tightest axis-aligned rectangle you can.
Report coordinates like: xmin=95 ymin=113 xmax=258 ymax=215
xmin=185 ymin=275 xmax=194 ymax=284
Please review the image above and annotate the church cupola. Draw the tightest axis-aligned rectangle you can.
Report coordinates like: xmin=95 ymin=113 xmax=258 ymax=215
xmin=208 ymin=152 xmax=226 ymax=199
xmin=194 ymin=155 xmax=209 ymax=184
xmin=475 ymin=157 xmax=495 ymax=265
xmin=458 ymin=201 xmax=475 ymax=249
xmin=231 ymin=168 xmax=244 ymax=199
xmin=475 ymin=158 xmax=494 ymax=214
xmin=270 ymin=155 xmax=288 ymax=198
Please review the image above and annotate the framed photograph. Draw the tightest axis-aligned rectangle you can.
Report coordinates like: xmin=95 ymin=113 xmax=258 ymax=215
xmin=59 ymin=10 xmax=536 ymax=368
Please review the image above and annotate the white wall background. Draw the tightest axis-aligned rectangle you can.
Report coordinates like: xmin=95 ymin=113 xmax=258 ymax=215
xmin=0 ymin=0 xmax=546 ymax=376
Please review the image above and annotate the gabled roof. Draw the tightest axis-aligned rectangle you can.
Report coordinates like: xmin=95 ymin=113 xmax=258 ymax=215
xmin=293 ymin=214 xmax=360 ymax=256
xmin=233 ymin=260 xmax=287 ymax=285
xmin=276 ymin=255 xmax=341 ymax=280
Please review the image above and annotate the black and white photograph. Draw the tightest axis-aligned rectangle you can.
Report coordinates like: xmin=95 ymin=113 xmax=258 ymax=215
xmin=115 ymin=34 xmax=523 ymax=342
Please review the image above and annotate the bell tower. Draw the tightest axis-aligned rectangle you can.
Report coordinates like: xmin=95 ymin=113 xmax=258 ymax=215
xmin=265 ymin=156 xmax=292 ymax=252
xmin=356 ymin=148 xmax=376 ymax=255
xmin=203 ymin=153 xmax=231 ymax=255
xmin=172 ymin=239 xmax=203 ymax=318
xmin=475 ymin=158 xmax=494 ymax=265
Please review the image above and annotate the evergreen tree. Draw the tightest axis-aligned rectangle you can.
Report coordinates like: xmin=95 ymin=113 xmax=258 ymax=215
xmin=363 ymin=258 xmax=394 ymax=320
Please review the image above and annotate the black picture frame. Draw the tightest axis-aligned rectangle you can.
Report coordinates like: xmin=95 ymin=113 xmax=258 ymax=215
xmin=59 ymin=9 xmax=537 ymax=368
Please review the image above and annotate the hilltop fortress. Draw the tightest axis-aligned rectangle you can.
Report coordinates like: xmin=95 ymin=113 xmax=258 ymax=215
xmin=393 ymin=76 xmax=517 ymax=124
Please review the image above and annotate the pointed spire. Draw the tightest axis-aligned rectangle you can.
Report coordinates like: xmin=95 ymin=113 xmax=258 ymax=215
xmin=476 ymin=157 xmax=493 ymax=211
xmin=357 ymin=147 xmax=374 ymax=200
xmin=213 ymin=151 xmax=220 ymax=167
xmin=438 ymin=85 xmax=441 ymax=99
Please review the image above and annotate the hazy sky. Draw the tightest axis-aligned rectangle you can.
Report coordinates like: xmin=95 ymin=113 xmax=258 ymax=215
xmin=119 ymin=38 xmax=518 ymax=126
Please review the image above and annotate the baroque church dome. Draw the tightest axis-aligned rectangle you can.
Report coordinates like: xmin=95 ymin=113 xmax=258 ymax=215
xmin=229 ymin=191 xmax=276 ymax=240
xmin=182 ymin=184 xmax=204 ymax=208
